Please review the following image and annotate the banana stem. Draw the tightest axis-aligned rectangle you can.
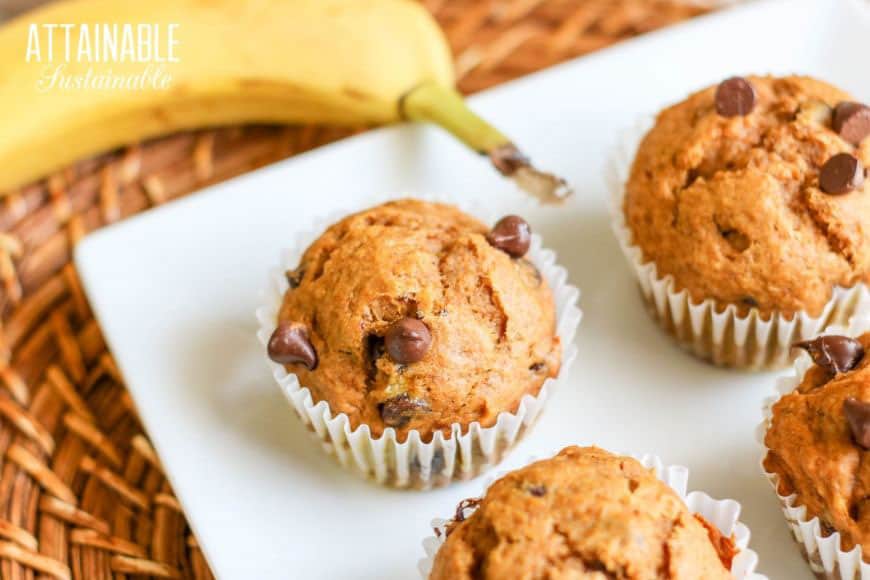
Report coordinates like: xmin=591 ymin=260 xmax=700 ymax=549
xmin=399 ymin=83 xmax=572 ymax=203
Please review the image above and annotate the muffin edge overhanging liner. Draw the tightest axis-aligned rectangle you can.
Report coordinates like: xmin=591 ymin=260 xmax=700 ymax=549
xmin=605 ymin=116 xmax=869 ymax=370
xmin=759 ymin=314 xmax=870 ymax=579
xmin=417 ymin=452 xmax=765 ymax=579
xmin=255 ymin=191 xmax=582 ymax=489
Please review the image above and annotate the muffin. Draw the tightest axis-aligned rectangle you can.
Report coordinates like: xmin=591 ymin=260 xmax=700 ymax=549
xmin=763 ymin=331 xmax=870 ymax=576
xmin=258 ymin=198 xmax=580 ymax=488
xmin=425 ymin=447 xmax=745 ymax=579
xmin=613 ymin=75 xmax=870 ymax=368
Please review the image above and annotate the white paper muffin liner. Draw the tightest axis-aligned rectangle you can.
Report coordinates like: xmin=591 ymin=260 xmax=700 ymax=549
xmin=255 ymin=192 xmax=581 ymax=489
xmin=759 ymin=315 xmax=870 ymax=579
xmin=418 ymin=452 xmax=764 ymax=579
xmin=606 ymin=117 xmax=870 ymax=370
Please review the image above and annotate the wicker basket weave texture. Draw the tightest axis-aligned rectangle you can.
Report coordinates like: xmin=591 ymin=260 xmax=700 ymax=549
xmin=0 ymin=1 xmax=709 ymax=578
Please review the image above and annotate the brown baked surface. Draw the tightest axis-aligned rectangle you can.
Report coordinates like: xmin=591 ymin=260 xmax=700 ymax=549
xmin=764 ymin=332 xmax=870 ymax=555
xmin=625 ymin=76 xmax=870 ymax=317
xmin=429 ymin=446 xmax=732 ymax=580
xmin=275 ymin=199 xmax=560 ymax=440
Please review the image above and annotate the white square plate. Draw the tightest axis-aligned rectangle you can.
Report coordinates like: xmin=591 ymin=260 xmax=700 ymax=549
xmin=75 ymin=0 xmax=870 ymax=577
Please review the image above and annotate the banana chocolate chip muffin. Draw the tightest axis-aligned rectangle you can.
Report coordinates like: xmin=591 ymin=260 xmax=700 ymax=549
xmin=429 ymin=447 xmax=736 ymax=579
xmin=764 ymin=333 xmax=870 ymax=560
xmin=266 ymin=199 xmax=560 ymax=441
xmin=625 ymin=76 xmax=870 ymax=319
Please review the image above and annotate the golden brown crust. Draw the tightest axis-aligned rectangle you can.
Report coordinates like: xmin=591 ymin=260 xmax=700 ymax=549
xmin=764 ymin=332 xmax=870 ymax=556
xmin=625 ymin=76 xmax=870 ymax=317
xmin=276 ymin=199 xmax=560 ymax=441
xmin=429 ymin=446 xmax=732 ymax=580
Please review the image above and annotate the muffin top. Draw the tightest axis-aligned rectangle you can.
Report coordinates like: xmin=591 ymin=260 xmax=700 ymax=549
xmin=268 ymin=199 xmax=560 ymax=440
xmin=625 ymin=76 xmax=870 ymax=317
xmin=429 ymin=446 xmax=734 ymax=580
xmin=764 ymin=332 xmax=870 ymax=555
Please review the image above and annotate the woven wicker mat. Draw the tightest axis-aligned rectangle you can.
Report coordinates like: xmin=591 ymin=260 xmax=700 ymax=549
xmin=0 ymin=1 xmax=711 ymax=578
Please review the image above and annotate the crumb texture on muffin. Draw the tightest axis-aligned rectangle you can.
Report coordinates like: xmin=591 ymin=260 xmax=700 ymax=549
xmin=429 ymin=446 xmax=732 ymax=579
xmin=625 ymin=76 xmax=870 ymax=316
xmin=276 ymin=199 xmax=560 ymax=440
xmin=764 ymin=332 xmax=870 ymax=555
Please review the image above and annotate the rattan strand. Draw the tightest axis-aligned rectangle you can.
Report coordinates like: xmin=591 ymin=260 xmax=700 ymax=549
xmin=0 ymin=1 xmax=708 ymax=577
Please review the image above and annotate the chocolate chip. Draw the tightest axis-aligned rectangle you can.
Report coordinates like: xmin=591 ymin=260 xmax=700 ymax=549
xmin=844 ymin=398 xmax=870 ymax=449
xmin=267 ymin=322 xmax=317 ymax=369
xmin=385 ymin=318 xmax=431 ymax=364
xmin=795 ymin=335 xmax=864 ymax=375
xmin=740 ymin=296 xmax=759 ymax=308
xmin=379 ymin=393 xmax=430 ymax=428
xmin=820 ymin=153 xmax=865 ymax=195
xmin=443 ymin=497 xmax=482 ymax=537
xmin=487 ymin=215 xmax=531 ymax=258
xmin=529 ymin=361 xmax=547 ymax=373
xmin=285 ymin=267 xmax=305 ymax=289
xmin=715 ymin=77 xmax=756 ymax=117
xmin=528 ymin=484 xmax=546 ymax=497
xmin=833 ymin=102 xmax=870 ymax=145
xmin=453 ymin=497 xmax=482 ymax=522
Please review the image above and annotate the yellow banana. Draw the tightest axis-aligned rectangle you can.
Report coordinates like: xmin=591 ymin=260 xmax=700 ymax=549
xmin=0 ymin=0 xmax=569 ymax=200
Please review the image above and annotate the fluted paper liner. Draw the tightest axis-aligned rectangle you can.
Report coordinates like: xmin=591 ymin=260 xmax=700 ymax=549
xmin=606 ymin=117 xmax=869 ymax=370
xmin=760 ymin=315 xmax=870 ymax=579
xmin=418 ymin=453 xmax=764 ymax=579
xmin=256 ymin=193 xmax=582 ymax=489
